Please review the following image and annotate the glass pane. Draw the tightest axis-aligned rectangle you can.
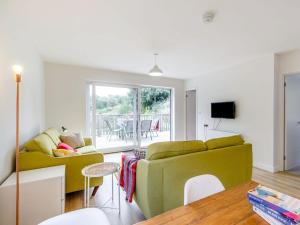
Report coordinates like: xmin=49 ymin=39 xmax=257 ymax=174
xmin=140 ymin=87 xmax=171 ymax=147
xmin=93 ymin=85 xmax=138 ymax=150
xmin=87 ymin=84 xmax=93 ymax=138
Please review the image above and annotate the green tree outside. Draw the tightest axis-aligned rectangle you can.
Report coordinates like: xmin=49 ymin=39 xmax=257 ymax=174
xmin=96 ymin=88 xmax=170 ymax=114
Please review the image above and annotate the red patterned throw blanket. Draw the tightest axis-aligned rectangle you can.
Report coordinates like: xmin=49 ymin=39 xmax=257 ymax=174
xmin=119 ymin=153 xmax=139 ymax=203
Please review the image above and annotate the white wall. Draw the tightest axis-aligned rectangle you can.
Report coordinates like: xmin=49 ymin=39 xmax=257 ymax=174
xmin=44 ymin=62 xmax=185 ymax=141
xmin=275 ymin=50 xmax=300 ymax=171
xmin=285 ymin=75 xmax=300 ymax=170
xmin=185 ymin=55 xmax=276 ymax=172
xmin=0 ymin=3 xmax=45 ymax=183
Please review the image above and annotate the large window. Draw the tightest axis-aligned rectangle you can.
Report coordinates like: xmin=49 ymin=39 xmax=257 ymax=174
xmin=87 ymin=83 xmax=172 ymax=152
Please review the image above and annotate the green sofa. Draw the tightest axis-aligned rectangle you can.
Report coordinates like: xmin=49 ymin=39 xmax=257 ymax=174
xmin=135 ymin=135 xmax=252 ymax=218
xmin=19 ymin=128 xmax=103 ymax=193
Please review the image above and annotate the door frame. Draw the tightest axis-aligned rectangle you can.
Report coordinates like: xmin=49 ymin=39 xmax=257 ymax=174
xmin=86 ymin=81 xmax=174 ymax=153
xmin=284 ymin=74 xmax=287 ymax=171
xmin=185 ymin=89 xmax=198 ymax=140
xmin=283 ymin=73 xmax=300 ymax=171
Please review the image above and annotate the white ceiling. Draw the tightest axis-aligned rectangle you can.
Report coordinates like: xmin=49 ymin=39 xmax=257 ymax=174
xmin=2 ymin=0 xmax=300 ymax=79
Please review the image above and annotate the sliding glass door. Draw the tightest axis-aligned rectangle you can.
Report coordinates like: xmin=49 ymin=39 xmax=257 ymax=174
xmin=87 ymin=83 xmax=172 ymax=153
xmin=140 ymin=87 xmax=171 ymax=147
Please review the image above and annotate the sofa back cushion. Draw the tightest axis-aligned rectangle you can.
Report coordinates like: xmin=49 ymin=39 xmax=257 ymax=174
xmin=146 ymin=141 xmax=207 ymax=160
xmin=205 ymin=135 xmax=244 ymax=150
xmin=25 ymin=134 xmax=56 ymax=156
xmin=44 ymin=128 xmax=61 ymax=146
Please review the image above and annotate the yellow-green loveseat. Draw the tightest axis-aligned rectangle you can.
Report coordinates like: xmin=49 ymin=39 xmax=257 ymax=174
xmin=19 ymin=128 xmax=103 ymax=193
xmin=135 ymin=135 xmax=252 ymax=218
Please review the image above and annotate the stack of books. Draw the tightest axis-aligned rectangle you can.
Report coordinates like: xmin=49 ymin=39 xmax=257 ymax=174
xmin=248 ymin=185 xmax=300 ymax=225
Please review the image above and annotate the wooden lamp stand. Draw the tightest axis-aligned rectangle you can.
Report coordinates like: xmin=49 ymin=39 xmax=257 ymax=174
xmin=13 ymin=65 xmax=22 ymax=225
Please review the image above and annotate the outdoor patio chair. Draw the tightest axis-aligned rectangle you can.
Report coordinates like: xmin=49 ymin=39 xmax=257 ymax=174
xmin=141 ymin=120 xmax=152 ymax=140
xmin=150 ymin=119 xmax=160 ymax=137
xmin=125 ymin=120 xmax=134 ymax=138
xmin=104 ymin=119 xmax=125 ymax=141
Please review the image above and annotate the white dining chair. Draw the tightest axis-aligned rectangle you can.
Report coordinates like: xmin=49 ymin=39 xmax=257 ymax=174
xmin=38 ymin=208 xmax=111 ymax=225
xmin=184 ymin=174 xmax=225 ymax=205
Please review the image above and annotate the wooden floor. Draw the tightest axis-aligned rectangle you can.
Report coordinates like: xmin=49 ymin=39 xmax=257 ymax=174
xmin=252 ymin=167 xmax=300 ymax=199
xmin=66 ymin=152 xmax=145 ymax=225
xmin=286 ymin=165 xmax=300 ymax=176
xmin=66 ymin=153 xmax=300 ymax=225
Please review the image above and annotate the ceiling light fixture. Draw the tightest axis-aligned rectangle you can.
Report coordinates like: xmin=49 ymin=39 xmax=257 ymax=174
xmin=149 ymin=53 xmax=163 ymax=76
xmin=203 ymin=11 xmax=215 ymax=23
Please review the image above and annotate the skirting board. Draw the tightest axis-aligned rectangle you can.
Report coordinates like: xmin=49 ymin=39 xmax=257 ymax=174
xmin=285 ymin=160 xmax=300 ymax=171
xmin=253 ymin=162 xmax=280 ymax=173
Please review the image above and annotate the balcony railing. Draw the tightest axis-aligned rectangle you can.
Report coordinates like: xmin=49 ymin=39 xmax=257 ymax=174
xmin=96 ymin=114 xmax=170 ymax=137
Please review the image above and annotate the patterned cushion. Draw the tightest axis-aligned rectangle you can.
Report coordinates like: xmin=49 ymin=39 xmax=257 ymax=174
xmin=53 ymin=149 xmax=80 ymax=157
xmin=133 ymin=148 xmax=146 ymax=159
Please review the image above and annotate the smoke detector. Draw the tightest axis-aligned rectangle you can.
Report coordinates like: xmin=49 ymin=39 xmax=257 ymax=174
xmin=202 ymin=11 xmax=215 ymax=23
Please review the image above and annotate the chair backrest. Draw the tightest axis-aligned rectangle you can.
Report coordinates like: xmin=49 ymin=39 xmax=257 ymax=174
xmin=150 ymin=119 xmax=160 ymax=130
xmin=141 ymin=120 xmax=152 ymax=132
xmin=38 ymin=208 xmax=110 ymax=225
xmin=184 ymin=174 xmax=225 ymax=205
xmin=104 ymin=120 xmax=113 ymax=131
xmin=125 ymin=120 xmax=134 ymax=132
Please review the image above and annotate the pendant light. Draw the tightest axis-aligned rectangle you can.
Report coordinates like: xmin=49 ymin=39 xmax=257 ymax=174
xmin=149 ymin=53 xmax=163 ymax=76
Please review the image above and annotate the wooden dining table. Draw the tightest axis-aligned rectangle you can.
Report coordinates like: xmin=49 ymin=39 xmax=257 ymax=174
xmin=135 ymin=181 xmax=269 ymax=225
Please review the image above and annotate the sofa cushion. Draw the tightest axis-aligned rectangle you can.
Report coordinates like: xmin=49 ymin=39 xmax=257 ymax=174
xmin=60 ymin=133 xmax=85 ymax=149
xmin=57 ymin=143 xmax=75 ymax=151
xmin=83 ymin=137 xmax=93 ymax=146
xmin=53 ymin=149 xmax=80 ymax=157
xmin=205 ymin=135 xmax=245 ymax=150
xmin=25 ymin=134 xmax=56 ymax=155
xmin=146 ymin=141 xmax=207 ymax=160
xmin=44 ymin=128 xmax=61 ymax=146
xmin=77 ymin=145 xmax=97 ymax=154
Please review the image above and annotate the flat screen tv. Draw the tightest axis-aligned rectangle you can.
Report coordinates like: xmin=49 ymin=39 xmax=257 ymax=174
xmin=211 ymin=102 xmax=235 ymax=119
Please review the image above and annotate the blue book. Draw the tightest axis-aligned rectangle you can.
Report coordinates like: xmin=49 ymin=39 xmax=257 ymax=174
xmin=253 ymin=206 xmax=284 ymax=225
xmin=248 ymin=198 xmax=297 ymax=225
xmin=248 ymin=185 xmax=300 ymax=221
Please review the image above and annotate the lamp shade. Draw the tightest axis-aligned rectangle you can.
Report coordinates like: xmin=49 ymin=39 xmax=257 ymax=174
xmin=149 ymin=53 xmax=163 ymax=76
xmin=149 ymin=64 xmax=163 ymax=76
xmin=12 ymin=65 xmax=23 ymax=75
xmin=13 ymin=65 xmax=23 ymax=83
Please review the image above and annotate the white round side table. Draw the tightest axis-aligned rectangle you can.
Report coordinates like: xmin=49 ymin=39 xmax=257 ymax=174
xmin=81 ymin=162 xmax=120 ymax=214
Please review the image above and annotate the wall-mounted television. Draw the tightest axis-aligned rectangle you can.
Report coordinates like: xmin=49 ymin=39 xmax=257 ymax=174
xmin=211 ymin=102 xmax=235 ymax=119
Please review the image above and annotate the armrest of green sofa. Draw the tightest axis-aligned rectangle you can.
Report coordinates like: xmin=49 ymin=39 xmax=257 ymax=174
xmin=84 ymin=137 xmax=93 ymax=146
xmin=20 ymin=151 xmax=104 ymax=193
xmin=135 ymin=159 xmax=164 ymax=219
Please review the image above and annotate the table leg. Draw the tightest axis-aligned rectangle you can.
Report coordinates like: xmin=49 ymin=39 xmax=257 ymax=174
xmin=87 ymin=177 xmax=90 ymax=207
xmin=118 ymin=177 xmax=121 ymax=215
xmin=84 ymin=176 xmax=86 ymax=208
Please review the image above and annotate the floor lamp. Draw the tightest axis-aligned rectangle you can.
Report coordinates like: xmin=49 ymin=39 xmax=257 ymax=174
xmin=13 ymin=65 xmax=22 ymax=225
